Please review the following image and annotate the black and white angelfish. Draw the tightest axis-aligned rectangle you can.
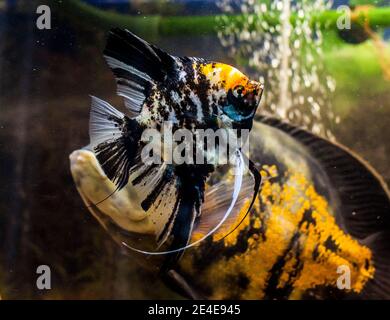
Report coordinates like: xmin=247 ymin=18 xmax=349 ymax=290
xmin=87 ymin=28 xmax=263 ymax=263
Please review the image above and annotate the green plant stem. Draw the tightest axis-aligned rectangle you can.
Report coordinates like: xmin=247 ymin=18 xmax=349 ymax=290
xmin=52 ymin=0 xmax=390 ymax=38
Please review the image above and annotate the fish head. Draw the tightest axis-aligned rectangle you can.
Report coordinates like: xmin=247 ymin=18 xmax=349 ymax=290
xmin=200 ymin=62 xmax=264 ymax=124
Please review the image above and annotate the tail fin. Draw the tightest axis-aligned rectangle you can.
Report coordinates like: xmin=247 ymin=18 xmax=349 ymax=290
xmin=361 ymin=231 xmax=390 ymax=299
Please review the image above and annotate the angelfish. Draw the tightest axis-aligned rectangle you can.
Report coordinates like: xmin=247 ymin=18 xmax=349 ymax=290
xmin=88 ymin=28 xmax=263 ymax=262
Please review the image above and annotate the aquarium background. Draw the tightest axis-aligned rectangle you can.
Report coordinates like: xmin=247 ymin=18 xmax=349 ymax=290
xmin=0 ymin=0 xmax=389 ymax=299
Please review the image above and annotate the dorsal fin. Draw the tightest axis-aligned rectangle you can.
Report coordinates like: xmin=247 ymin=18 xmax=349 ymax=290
xmin=255 ymin=114 xmax=390 ymax=239
xmin=103 ymin=28 xmax=177 ymax=114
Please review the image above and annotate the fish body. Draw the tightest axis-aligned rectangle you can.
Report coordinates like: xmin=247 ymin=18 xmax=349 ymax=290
xmin=88 ymin=29 xmax=263 ymax=264
xmin=178 ymin=167 xmax=373 ymax=300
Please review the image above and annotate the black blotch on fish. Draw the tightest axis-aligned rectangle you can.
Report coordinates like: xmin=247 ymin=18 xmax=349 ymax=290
xmin=141 ymin=167 xmax=175 ymax=212
xmin=94 ymin=116 xmax=146 ymax=189
xmin=263 ymin=231 xmax=303 ymax=300
xmin=324 ymin=236 xmax=340 ymax=253
xmin=263 ymin=208 xmax=315 ymax=300
xmin=312 ymin=244 xmax=320 ymax=261
xmin=161 ymin=164 xmax=215 ymax=270
xmin=222 ymin=272 xmax=251 ymax=300
xmin=302 ymin=208 xmax=316 ymax=227
xmin=236 ymin=272 xmax=250 ymax=290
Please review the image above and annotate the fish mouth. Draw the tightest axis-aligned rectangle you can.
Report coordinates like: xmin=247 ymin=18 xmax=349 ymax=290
xmin=223 ymin=81 xmax=263 ymax=122
xmin=244 ymin=92 xmax=260 ymax=111
xmin=243 ymin=84 xmax=263 ymax=114
xmin=247 ymin=82 xmax=264 ymax=111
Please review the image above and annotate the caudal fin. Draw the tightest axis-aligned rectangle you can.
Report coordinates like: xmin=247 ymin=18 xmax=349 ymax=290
xmin=361 ymin=231 xmax=390 ymax=299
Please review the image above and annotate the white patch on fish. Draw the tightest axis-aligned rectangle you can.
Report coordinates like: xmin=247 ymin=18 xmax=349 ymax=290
xmin=189 ymin=91 xmax=203 ymax=122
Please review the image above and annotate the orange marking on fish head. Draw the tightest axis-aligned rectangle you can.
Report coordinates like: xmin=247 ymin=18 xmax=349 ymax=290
xmin=199 ymin=62 xmax=264 ymax=112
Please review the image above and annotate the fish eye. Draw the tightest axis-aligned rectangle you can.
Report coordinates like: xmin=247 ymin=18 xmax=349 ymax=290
xmin=233 ymin=85 xmax=244 ymax=98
